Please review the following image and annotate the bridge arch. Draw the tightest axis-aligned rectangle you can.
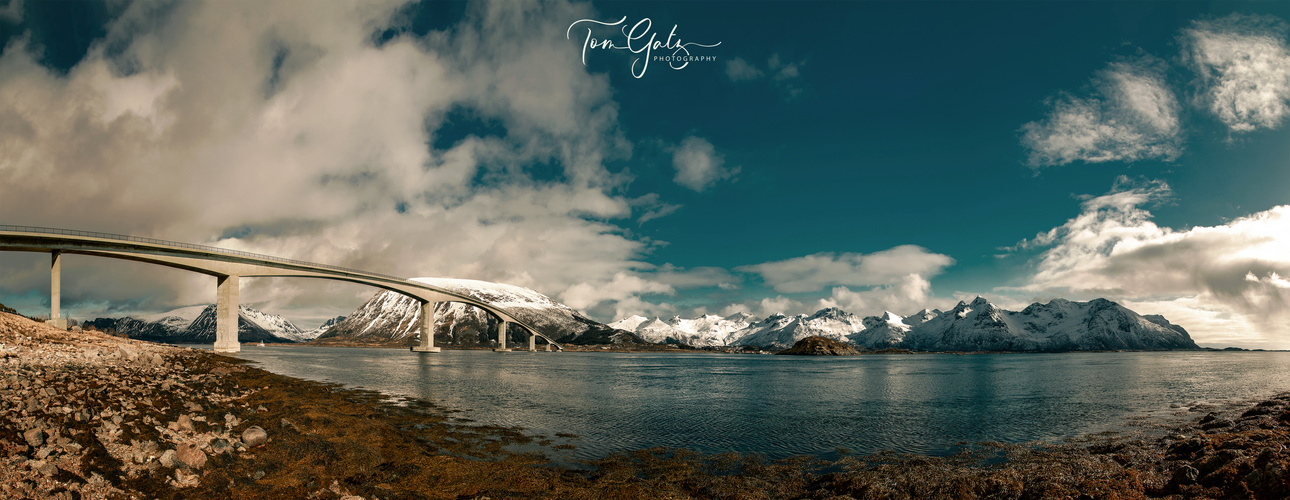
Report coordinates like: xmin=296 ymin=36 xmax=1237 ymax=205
xmin=0 ymin=226 xmax=562 ymax=352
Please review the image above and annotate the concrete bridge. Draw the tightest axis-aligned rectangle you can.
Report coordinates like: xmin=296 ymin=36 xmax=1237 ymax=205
xmin=0 ymin=225 xmax=561 ymax=353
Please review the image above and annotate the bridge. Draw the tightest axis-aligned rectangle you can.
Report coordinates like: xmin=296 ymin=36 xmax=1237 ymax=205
xmin=0 ymin=226 xmax=561 ymax=353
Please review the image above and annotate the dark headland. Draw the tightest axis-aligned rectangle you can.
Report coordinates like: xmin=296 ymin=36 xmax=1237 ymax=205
xmin=2 ymin=312 xmax=1288 ymax=499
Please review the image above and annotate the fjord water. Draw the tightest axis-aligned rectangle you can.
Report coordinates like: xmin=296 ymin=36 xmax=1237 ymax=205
xmin=232 ymin=348 xmax=1290 ymax=461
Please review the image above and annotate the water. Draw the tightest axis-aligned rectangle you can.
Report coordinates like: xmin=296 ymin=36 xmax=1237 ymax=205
xmin=229 ymin=347 xmax=1290 ymax=461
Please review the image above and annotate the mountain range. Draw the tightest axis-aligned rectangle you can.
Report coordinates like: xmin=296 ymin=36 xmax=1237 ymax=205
xmin=315 ymin=278 xmax=640 ymax=347
xmin=85 ymin=275 xmax=1197 ymax=352
xmin=610 ymin=297 xmax=1197 ymax=351
xmin=85 ymin=304 xmax=326 ymax=344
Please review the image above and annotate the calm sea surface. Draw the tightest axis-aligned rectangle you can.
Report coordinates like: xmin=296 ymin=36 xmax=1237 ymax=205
xmin=228 ymin=347 xmax=1290 ymax=461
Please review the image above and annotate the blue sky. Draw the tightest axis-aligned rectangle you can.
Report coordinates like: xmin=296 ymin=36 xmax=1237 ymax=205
xmin=0 ymin=1 xmax=1287 ymax=348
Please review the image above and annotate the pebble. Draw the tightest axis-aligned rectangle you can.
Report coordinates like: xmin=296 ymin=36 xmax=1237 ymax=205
xmin=176 ymin=443 xmax=207 ymax=469
xmin=22 ymin=428 xmax=44 ymax=448
xmin=242 ymin=426 xmax=269 ymax=448
xmin=158 ymin=449 xmax=179 ymax=468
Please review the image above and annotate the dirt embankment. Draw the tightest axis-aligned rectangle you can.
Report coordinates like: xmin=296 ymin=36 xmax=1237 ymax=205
xmin=2 ymin=312 xmax=1289 ymax=499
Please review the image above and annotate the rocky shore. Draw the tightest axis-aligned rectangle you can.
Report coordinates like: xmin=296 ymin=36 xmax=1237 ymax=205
xmin=2 ymin=312 xmax=1288 ymax=499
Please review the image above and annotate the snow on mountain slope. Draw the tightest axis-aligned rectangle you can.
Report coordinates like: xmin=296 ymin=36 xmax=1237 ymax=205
xmin=893 ymin=297 xmax=1197 ymax=351
xmin=301 ymin=316 xmax=346 ymax=340
xmin=316 ymin=278 xmax=636 ymax=346
xmin=609 ymin=315 xmax=651 ymax=332
xmin=611 ymin=313 xmax=754 ymax=346
xmin=733 ymin=308 xmax=865 ymax=350
xmin=848 ymin=311 xmax=910 ymax=348
xmin=139 ymin=305 xmax=208 ymax=332
xmin=87 ymin=304 xmax=303 ymax=344
xmin=239 ymin=306 xmax=307 ymax=342
xmin=180 ymin=305 xmax=302 ymax=343
xmin=619 ymin=298 xmax=1196 ymax=352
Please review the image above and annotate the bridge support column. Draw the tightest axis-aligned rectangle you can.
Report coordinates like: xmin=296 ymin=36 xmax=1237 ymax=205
xmin=48 ymin=251 xmax=66 ymax=330
xmin=528 ymin=332 xmax=536 ymax=352
xmin=412 ymin=301 xmax=440 ymax=353
xmin=493 ymin=321 xmax=510 ymax=352
xmin=213 ymin=274 xmax=240 ymax=353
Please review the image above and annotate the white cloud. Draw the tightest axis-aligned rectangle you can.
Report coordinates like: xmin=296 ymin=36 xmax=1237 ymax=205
xmin=560 ymin=272 xmax=673 ymax=321
xmin=1010 ymin=178 xmax=1290 ymax=348
xmin=0 ymin=0 xmax=675 ymax=326
xmin=815 ymin=273 xmax=939 ymax=317
xmin=1021 ymin=59 xmax=1182 ymax=167
xmin=754 ymin=295 xmax=802 ymax=317
xmin=1182 ymin=14 xmax=1290 ymax=133
xmin=724 ymin=57 xmax=762 ymax=81
xmin=724 ymin=53 xmax=803 ymax=98
xmin=671 ymin=135 xmax=735 ymax=191
xmin=737 ymin=245 xmax=955 ymax=294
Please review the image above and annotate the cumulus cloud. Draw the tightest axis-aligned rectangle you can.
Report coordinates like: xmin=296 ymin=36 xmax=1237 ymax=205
xmin=1021 ymin=58 xmax=1182 ymax=167
xmin=1182 ymin=14 xmax=1290 ymax=133
xmin=815 ymin=273 xmax=938 ymax=317
xmin=560 ymin=272 xmax=673 ymax=321
xmin=671 ymin=135 xmax=735 ymax=191
xmin=1011 ymin=177 xmax=1290 ymax=347
xmin=0 ymin=0 xmax=672 ymax=325
xmin=737 ymin=245 xmax=954 ymax=294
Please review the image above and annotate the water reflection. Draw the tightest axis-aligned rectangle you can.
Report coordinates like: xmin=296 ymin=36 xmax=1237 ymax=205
xmin=232 ymin=348 xmax=1290 ymax=460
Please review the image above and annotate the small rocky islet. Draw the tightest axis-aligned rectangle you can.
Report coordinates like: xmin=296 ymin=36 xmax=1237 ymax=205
xmin=776 ymin=336 xmax=861 ymax=356
xmin=2 ymin=311 xmax=1290 ymax=499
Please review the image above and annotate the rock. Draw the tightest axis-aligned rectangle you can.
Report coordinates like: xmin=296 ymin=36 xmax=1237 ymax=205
xmin=1172 ymin=464 xmax=1200 ymax=485
xmin=22 ymin=428 xmax=44 ymax=448
xmin=280 ymin=418 xmax=301 ymax=433
xmin=1201 ymin=418 xmax=1234 ymax=430
xmin=777 ymin=336 xmax=861 ymax=356
xmin=224 ymin=413 xmax=240 ymax=429
xmin=158 ymin=449 xmax=179 ymax=468
xmin=241 ymin=426 xmax=268 ymax=448
xmin=176 ymin=414 xmax=194 ymax=432
xmin=1169 ymin=437 xmax=1207 ymax=458
xmin=176 ymin=443 xmax=207 ymax=469
xmin=33 ymin=460 xmax=58 ymax=477
xmin=209 ymin=438 xmax=234 ymax=455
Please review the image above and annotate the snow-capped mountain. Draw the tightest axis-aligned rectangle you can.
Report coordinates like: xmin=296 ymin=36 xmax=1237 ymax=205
xmin=609 ymin=312 xmax=754 ymax=346
xmin=847 ymin=311 xmax=911 ymax=348
xmin=301 ymin=315 xmax=346 ymax=340
xmin=620 ymin=297 xmax=1197 ymax=352
xmin=86 ymin=304 xmax=305 ymax=344
xmin=315 ymin=278 xmax=638 ymax=346
xmin=179 ymin=305 xmax=303 ymax=343
xmin=732 ymin=308 xmax=867 ymax=350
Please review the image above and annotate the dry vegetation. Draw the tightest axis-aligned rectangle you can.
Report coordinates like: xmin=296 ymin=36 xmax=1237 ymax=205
xmin=1 ymin=312 xmax=1288 ymax=499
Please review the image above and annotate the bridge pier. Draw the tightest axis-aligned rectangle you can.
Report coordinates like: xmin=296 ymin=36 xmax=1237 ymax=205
xmin=213 ymin=274 xmax=240 ymax=353
xmin=528 ymin=331 xmax=536 ymax=352
xmin=411 ymin=301 xmax=440 ymax=352
xmin=493 ymin=321 xmax=511 ymax=352
xmin=48 ymin=251 xmax=66 ymax=330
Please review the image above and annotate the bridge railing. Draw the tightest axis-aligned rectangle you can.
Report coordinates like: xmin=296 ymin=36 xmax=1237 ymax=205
xmin=0 ymin=225 xmax=408 ymax=282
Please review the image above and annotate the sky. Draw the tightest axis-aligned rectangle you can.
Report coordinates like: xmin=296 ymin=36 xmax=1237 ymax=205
xmin=0 ymin=0 xmax=1287 ymax=348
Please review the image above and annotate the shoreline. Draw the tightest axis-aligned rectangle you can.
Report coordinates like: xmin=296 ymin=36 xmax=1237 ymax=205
xmin=3 ymin=313 xmax=1288 ymax=499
